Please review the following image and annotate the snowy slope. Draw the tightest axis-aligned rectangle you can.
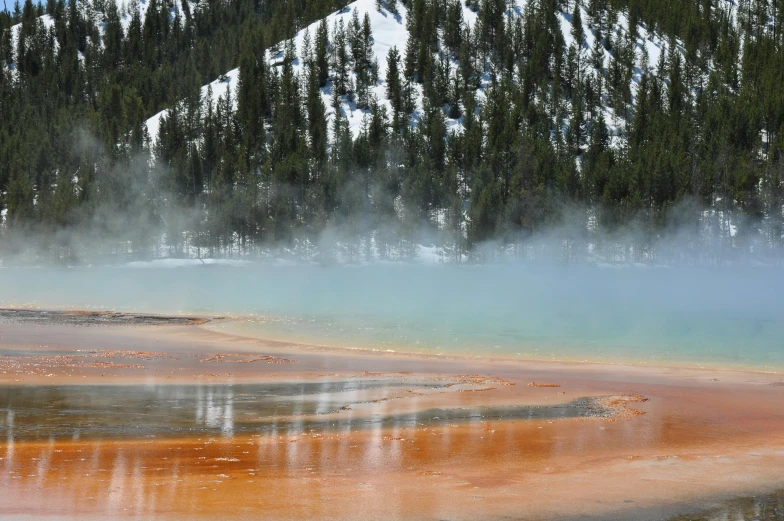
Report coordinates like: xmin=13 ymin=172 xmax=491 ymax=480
xmin=8 ymin=14 xmax=56 ymax=66
xmin=147 ymin=0 xmax=417 ymax=143
xmin=5 ymin=0 xmax=190 ymax=69
xmin=4 ymin=0 xmax=736 ymax=151
xmin=144 ymin=0 xmax=695 ymax=148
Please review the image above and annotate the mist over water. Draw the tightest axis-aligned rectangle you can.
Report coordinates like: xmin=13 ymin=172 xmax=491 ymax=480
xmin=1 ymin=263 xmax=783 ymax=370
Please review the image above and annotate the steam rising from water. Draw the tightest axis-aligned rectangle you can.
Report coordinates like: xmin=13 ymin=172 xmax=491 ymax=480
xmin=0 ymin=130 xmax=782 ymax=267
xmin=1 ymin=263 xmax=783 ymax=370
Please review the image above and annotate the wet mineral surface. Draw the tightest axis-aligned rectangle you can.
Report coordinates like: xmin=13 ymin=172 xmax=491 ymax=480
xmin=0 ymin=308 xmax=208 ymax=326
xmin=0 ymin=382 xmax=616 ymax=441
xmin=666 ymin=491 xmax=784 ymax=521
xmin=0 ymin=313 xmax=783 ymax=521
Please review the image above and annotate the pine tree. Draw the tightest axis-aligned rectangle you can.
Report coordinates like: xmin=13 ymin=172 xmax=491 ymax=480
xmin=348 ymin=9 xmax=362 ymax=71
xmin=301 ymin=27 xmax=312 ymax=66
xmin=315 ymin=19 xmax=329 ymax=87
xmin=444 ymin=0 xmax=463 ymax=57
xmin=354 ymin=13 xmax=376 ymax=109
xmin=332 ymin=19 xmax=350 ymax=95
xmin=237 ymin=26 xmax=268 ymax=158
xmin=306 ymin=55 xmax=328 ymax=164
xmin=404 ymin=34 xmax=418 ymax=83
xmin=591 ymin=26 xmax=604 ymax=75
xmin=6 ymin=167 xmax=34 ymax=227
xmin=102 ymin=0 xmax=123 ymax=70
xmin=572 ymin=1 xmax=585 ymax=49
xmin=386 ymin=45 xmax=403 ymax=129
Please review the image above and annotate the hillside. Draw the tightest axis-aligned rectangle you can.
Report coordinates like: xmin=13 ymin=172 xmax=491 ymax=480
xmin=145 ymin=0 xmax=677 ymax=145
xmin=1 ymin=0 xmax=784 ymax=264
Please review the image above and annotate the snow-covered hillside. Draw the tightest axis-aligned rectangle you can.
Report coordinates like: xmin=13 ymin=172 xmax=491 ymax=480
xmin=7 ymin=0 xmax=736 ymax=151
xmin=5 ymin=0 xmax=191 ymax=69
xmin=146 ymin=0 xmax=420 ymax=142
xmin=144 ymin=0 xmax=697 ymax=148
xmin=8 ymin=14 xmax=55 ymax=66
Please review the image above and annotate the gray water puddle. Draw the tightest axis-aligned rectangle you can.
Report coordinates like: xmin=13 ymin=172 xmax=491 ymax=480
xmin=0 ymin=382 xmax=610 ymax=441
xmin=666 ymin=491 xmax=784 ymax=521
xmin=0 ymin=308 xmax=204 ymax=326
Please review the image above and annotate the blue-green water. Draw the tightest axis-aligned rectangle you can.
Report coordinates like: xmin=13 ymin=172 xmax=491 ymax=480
xmin=1 ymin=263 xmax=783 ymax=370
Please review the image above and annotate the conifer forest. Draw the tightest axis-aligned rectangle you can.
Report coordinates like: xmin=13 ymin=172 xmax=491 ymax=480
xmin=2 ymin=0 xmax=784 ymax=263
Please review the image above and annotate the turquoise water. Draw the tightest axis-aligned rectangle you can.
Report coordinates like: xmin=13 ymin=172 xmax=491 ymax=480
xmin=1 ymin=263 xmax=783 ymax=370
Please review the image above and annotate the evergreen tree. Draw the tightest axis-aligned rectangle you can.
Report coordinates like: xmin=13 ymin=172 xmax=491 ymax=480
xmin=386 ymin=45 xmax=403 ymax=130
xmin=306 ymin=49 xmax=328 ymax=164
xmin=315 ymin=19 xmax=329 ymax=87
xmin=591 ymin=26 xmax=604 ymax=74
xmin=237 ymin=26 xmax=268 ymax=160
xmin=572 ymin=1 xmax=585 ymax=49
xmin=444 ymin=0 xmax=463 ymax=57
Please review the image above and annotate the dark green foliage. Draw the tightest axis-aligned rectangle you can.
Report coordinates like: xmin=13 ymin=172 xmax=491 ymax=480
xmin=2 ymin=0 xmax=784 ymax=262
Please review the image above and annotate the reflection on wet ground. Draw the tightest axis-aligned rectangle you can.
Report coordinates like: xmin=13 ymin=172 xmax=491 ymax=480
xmin=668 ymin=490 xmax=784 ymax=521
xmin=0 ymin=383 xmax=614 ymax=441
